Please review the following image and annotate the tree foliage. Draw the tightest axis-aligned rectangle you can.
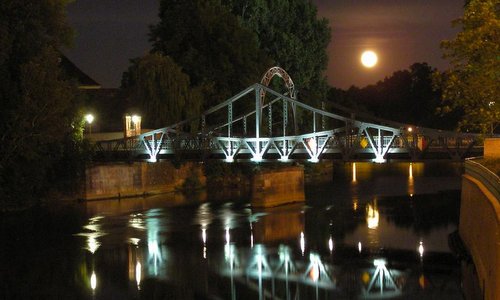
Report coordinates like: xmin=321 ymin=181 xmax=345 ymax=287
xmin=150 ymin=0 xmax=271 ymax=109
xmin=224 ymin=0 xmax=331 ymax=102
xmin=328 ymin=63 xmax=457 ymax=129
xmin=122 ymin=53 xmax=202 ymax=130
xmin=438 ymin=0 xmax=499 ymax=134
xmin=0 ymin=0 xmax=83 ymax=209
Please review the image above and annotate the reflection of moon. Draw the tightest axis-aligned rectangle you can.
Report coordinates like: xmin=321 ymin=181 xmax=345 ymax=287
xmin=361 ymin=50 xmax=378 ymax=68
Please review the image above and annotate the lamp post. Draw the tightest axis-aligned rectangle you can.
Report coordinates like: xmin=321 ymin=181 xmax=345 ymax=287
xmin=85 ymin=114 xmax=94 ymax=135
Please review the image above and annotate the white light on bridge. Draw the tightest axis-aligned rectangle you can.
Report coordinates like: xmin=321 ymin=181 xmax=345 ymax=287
xmin=407 ymin=127 xmax=413 ymax=133
xmin=373 ymin=258 xmax=386 ymax=267
xmin=358 ymin=242 xmax=362 ymax=253
xmin=418 ymin=241 xmax=424 ymax=259
xmin=328 ymin=236 xmax=334 ymax=253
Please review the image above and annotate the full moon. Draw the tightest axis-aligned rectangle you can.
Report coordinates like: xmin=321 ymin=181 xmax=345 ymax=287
xmin=361 ymin=50 xmax=378 ymax=68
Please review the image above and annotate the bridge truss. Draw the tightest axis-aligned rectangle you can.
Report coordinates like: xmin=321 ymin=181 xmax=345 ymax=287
xmin=95 ymin=73 xmax=482 ymax=163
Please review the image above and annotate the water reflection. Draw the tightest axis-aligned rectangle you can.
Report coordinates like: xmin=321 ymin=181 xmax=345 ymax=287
xmin=300 ymin=232 xmax=305 ymax=256
xmin=408 ymin=163 xmax=415 ymax=196
xmin=54 ymin=162 xmax=463 ymax=299
xmin=252 ymin=205 xmax=304 ymax=244
xmin=366 ymin=199 xmax=380 ymax=229
xmin=135 ymin=261 xmax=142 ymax=289
xmin=146 ymin=210 xmax=165 ymax=276
xmin=352 ymin=162 xmax=357 ymax=183
xmin=77 ymin=215 xmax=105 ymax=254
xmin=90 ymin=271 xmax=97 ymax=291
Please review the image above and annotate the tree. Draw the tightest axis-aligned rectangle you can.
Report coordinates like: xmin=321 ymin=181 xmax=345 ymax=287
xmin=0 ymin=0 xmax=83 ymax=209
xmin=150 ymin=0 xmax=272 ymax=109
xmin=438 ymin=0 xmax=499 ymax=134
xmin=224 ymin=0 xmax=331 ymax=103
xmin=328 ymin=63 xmax=455 ymax=129
xmin=122 ymin=53 xmax=202 ymax=130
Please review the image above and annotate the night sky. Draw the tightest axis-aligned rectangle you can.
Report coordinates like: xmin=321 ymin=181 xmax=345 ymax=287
xmin=64 ymin=0 xmax=464 ymax=89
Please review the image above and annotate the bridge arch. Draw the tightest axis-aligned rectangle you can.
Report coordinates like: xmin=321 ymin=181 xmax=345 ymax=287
xmin=259 ymin=67 xmax=298 ymax=135
xmin=259 ymin=66 xmax=296 ymax=106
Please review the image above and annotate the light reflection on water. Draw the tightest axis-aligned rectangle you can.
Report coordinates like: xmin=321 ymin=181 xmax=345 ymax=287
xmin=70 ymin=162 xmax=463 ymax=299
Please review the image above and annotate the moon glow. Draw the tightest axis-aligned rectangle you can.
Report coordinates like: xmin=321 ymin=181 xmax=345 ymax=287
xmin=361 ymin=50 xmax=378 ymax=68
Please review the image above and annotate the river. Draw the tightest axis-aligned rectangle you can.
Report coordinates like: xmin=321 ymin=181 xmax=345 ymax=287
xmin=2 ymin=162 xmax=465 ymax=299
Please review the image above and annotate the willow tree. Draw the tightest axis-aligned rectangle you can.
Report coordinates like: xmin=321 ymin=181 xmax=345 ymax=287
xmin=438 ymin=0 xmax=499 ymax=134
xmin=122 ymin=53 xmax=202 ymax=130
xmin=0 ymin=0 xmax=84 ymax=209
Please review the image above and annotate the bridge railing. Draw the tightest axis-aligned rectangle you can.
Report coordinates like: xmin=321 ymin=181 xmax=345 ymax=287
xmin=465 ymin=158 xmax=500 ymax=203
xmin=93 ymin=83 xmax=485 ymax=162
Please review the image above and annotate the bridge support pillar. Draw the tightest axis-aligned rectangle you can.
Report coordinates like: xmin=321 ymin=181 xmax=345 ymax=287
xmin=251 ymin=165 xmax=304 ymax=207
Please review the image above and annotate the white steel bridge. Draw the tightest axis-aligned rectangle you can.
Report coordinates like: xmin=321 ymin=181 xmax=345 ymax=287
xmin=95 ymin=67 xmax=483 ymax=163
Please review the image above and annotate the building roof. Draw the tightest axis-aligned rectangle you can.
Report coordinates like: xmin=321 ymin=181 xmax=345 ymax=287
xmin=59 ymin=54 xmax=101 ymax=89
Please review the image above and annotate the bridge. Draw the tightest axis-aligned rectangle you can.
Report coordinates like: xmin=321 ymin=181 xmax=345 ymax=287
xmin=95 ymin=67 xmax=483 ymax=163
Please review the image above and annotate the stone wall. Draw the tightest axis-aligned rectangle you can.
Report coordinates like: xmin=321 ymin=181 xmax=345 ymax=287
xmin=484 ymin=138 xmax=500 ymax=158
xmin=84 ymin=161 xmax=206 ymax=200
xmin=251 ymin=166 xmax=305 ymax=207
xmin=459 ymin=174 xmax=500 ymax=300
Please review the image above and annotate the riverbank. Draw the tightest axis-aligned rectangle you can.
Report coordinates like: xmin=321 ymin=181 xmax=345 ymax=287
xmin=459 ymin=156 xmax=500 ymax=300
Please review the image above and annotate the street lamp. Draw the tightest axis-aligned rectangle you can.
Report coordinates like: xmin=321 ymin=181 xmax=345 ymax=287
xmin=85 ymin=114 xmax=94 ymax=135
xmin=131 ymin=115 xmax=141 ymax=136
xmin=132 ymin=115 xmax=140 ymax=125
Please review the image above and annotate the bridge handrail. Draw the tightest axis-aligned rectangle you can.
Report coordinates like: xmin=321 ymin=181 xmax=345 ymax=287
xmin=95 ymin=82 xmax=486 ymax=147
xmin=327 ymin=101 xmax=483 ymax=139
xmin=465 ymin=158 xmax=500 ymax=204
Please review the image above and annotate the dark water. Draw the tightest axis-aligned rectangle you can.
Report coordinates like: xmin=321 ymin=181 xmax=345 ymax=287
xmin=2 ymin=162 xmax=465 ymax=299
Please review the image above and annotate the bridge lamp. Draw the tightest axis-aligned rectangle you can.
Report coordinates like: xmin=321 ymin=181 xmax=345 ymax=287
xmin=132 ymin=115 xmax=140 ymax=125
xmin=373 ymin=258 xmax=386 ymax=267
xmin=407 ymin=127 xmax=413 ymax=133
xmin=418 ymin=241 xmax=424 ymax=259
xmin=373 ymin=155 xmax=386 ymax=163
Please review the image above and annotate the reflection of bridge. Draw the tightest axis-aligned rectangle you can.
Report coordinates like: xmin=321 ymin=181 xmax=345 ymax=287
xmin=95 ymin=67 xmax=483 ymax=163
xmin=221 ymin=244 xmax=405 ymax=299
